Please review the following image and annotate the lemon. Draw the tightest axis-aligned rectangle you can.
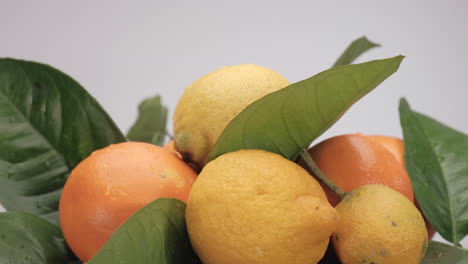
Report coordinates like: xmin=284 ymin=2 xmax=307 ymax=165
xmin=332 ymin=184 xmax=428 ymax=264
xmin=186 ymin=149 xmax=339 ymax=264
xmin=173 ymin=64 xmax=290 ymax=170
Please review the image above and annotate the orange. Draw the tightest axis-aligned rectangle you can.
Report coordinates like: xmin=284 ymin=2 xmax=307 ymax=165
xmin=302 ymin=133 xmax=437 ymax=239
xmin=301 ymin=133 xmax=414 ymax=206
xmin=368 ymin=135 xmax=405 ymax=164
xmin=59 ymin=142 xmax=197 ymax=262
xmin=163 ymin=140 xmax=182 ymax=158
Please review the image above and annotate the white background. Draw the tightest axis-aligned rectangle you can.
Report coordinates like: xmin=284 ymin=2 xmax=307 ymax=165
xmin=1 ymin=0 xmax=467 ymax=247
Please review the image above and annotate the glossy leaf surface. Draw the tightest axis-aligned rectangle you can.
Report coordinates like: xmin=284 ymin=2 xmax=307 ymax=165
xmin=209 ymin=56 xmax=404 ymax=162
xmin=87 ymin=198 xmax=200 ymax=264
xmin=0 ymin=58 xmax=126 ymax=224
xmin=0 ymin=211 xmax=77 ymax=264
xmin=421 ymin=241 xmax=468 ymax=263
xmin=399 ymin=98 xmax=468 ymax=245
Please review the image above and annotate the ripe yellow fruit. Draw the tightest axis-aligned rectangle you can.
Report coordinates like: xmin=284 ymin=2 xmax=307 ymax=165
xmin=186 ymin=149 xmax=339 ymax=264
xmin=173 ymin=64 xmax=290 ymax=170
xmin=332 ymin=184 xmax=428 ymax=264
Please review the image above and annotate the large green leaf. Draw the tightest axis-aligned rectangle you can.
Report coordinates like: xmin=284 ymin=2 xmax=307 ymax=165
xmin=127 ymin=95 xmax=168 ymax=146
xmin=421 ymin=241 xmax=468 ymax=263
xmin=332 ymin=36 xmax=380 ymax=67
xmin=87 ymin=198 xmax=200 ymax=264
xmin=0 ymin=211 xmax=78 ymax=264
xmin=399 ymin=98 xmax=468 ymax=245
xmin=0 ymin=58 xmax=126 ymax=225
xmin=209 ymin=56 xmax=404 ymax=162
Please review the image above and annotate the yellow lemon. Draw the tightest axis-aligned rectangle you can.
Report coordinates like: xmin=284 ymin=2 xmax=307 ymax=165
xmin=186 ymin=149 xmax=339 ymax=264
xmin=332 ymin=184 xmax=428 ymax=264
xmin=173 ymin=64 xmax=290 ymax=170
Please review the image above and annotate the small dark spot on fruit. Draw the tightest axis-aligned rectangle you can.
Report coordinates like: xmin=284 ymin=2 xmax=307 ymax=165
xmin=380 ymin=249 xmax=388 ymax=256
xmin=159 ymin=172 xmax=167 ymax=179
xmin=334 ymin=234 xmax=339 ymax=240
xmin=391 ymin=221 xmax=397 ymax=227
xmin=315 ymin=206 xmax=319 ymax=210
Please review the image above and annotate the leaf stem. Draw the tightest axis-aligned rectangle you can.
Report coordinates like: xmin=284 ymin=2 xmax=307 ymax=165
xmin=300 ymin=149 xmax=347 ymax=199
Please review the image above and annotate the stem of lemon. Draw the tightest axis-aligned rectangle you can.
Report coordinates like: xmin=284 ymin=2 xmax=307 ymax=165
xmin=300 ymin=149 xmax=347 ymax=199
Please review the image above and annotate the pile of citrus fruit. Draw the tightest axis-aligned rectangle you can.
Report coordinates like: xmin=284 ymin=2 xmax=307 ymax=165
xmin=58 ymin=64 xmax=433 ymax=264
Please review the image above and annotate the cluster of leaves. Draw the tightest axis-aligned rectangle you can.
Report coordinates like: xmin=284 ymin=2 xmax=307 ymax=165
xmin=0 ymin=37 xmax=466 ymax=263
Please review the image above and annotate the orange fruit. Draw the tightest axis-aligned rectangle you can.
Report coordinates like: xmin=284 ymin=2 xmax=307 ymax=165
xmin=301 ymin=133 xmax=414 ymax=206
xmin=368 ymin=135 xmax=405 ymax=164
xmin=59 ymin=142 xmax=197 ymax=262
xmin=163 ymin=139 xmax=176 ymax=151
xmin=163 ymin=140 xmax=182 ymax=158
xmin=302 ymin=133 xmax=437 ymax=239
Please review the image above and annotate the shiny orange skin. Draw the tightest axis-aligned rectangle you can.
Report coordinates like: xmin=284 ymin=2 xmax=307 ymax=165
xmin=369 ymin=135 xmax=436 ymax=239
xmin=59 ymin=142 xmax=197 ymax=262
xmin=304 ymin=133 xmax=414 ymax=206
xmin=368 ymin=135 xmax=405 ymax=165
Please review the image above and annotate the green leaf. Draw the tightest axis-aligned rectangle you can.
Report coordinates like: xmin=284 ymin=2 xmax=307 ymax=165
xmin=127 ymin=95 xmax=168 ymax=146
xmin=399 ymin=98 xmax=468 ymax=245
xmin=0 ymin=211 xmax=78 ymax=264
xmin=422 ymin=241 xmax=468 ymax=263
xmin=87 ymin=198 xmax=200 ymax=264
xmin=209 ymin=56 xmax=404 ymax=162
xmin=333 ymin=36 xmax=380 ymax=67
xmin=0 ymin=58 xmax=126 ymax=225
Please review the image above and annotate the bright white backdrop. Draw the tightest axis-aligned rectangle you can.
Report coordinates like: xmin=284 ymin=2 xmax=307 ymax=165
xmin=1 ymin=0 xmax=467 ymax=246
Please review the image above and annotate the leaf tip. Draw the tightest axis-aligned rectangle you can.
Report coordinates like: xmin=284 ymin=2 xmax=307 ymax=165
xmin=395 ymin=55 xmax=406 ymax=62
xmin=361 ymin=35 xmax=381 ymax=47
xmin=398 ymin=97 xmax=410 ymax=111
xmin=388 ymin=55 xmax=405 ymax=71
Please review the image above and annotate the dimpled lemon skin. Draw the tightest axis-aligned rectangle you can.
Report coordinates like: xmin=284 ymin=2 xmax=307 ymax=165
xmin=173 ymin=64 xmax=290 ymax=169
xmin=332 ymin=184 xmax=428 ymax=264
xmin=186 ymin=149 xmax=339 ymax=264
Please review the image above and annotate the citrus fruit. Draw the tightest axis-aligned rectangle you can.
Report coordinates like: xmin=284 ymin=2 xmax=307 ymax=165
xmin=186 ymin=149 xmax=339 ymax=264
xmin=301 ymin=133 xmax=414 ymax=206
xmin=59 ymin=142 xmax=197 ymax=262
xmin=163 ymin=140 xmax=182 ymax=159
xmin=369 ymin=135 xmax=436 ymax=239
xmin=173 ymin=64 xmax=290 ymax=170
xmin=368 ymin=135 xmax=405 ymax=164
xmin=332 ymin=184 xmax=428 ymax=264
